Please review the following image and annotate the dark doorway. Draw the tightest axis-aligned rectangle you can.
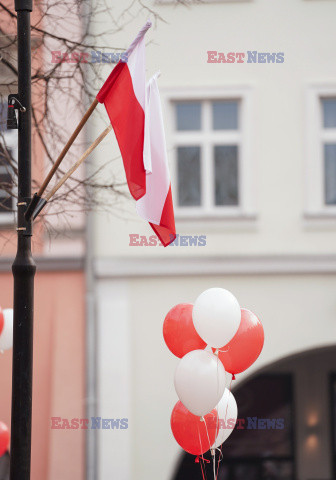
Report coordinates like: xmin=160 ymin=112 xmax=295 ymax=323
xmin=172 ymin=374 xmax=295 ymax=480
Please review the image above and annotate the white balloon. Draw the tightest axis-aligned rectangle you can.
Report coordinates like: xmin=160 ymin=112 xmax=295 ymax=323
xmin=0 ymin=309 xmax=13 ymax=351
xmin=193 ymin=288 xmax=241 ymax=348
xmin=212 ymin=389 xmax=238 ymax=449
xmin=174 ymin=349 xmax=226 ymax=417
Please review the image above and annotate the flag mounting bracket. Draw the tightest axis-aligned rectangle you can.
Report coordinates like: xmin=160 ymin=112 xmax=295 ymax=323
xmin=7 ymin=94 xmax=26 ymax=130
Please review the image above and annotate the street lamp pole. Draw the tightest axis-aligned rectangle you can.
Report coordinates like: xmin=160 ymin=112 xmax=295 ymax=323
xmin=9 ymin=0 xmax=35 ymax=478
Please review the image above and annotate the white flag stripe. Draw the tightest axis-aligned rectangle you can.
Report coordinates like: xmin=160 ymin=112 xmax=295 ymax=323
xmin=127 ymin=37 xmax=146 ymax=110
xmin=143 ymin=80 xmax=152 ymax=174
xmin=136 ymin=75 xmax=170 ymax=225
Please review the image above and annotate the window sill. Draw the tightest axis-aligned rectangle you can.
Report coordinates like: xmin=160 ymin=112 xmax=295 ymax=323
xmin=175 ymin=210 xmax=258 ymax=232
xmin=175 ymin=209 xmax=257 ymax=221
xmin=304 ymin=210 xmax=336 ymax=220
xmin=303 ymin=211 xmax=336 ymax=230
xmin=0 ymin=213 xmax=16 ymax=229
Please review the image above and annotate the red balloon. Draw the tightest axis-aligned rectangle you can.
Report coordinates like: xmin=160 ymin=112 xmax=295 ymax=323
xmin=171 ymin=401 xmax=218 ymax=455
xmin=0 ymin=422 xmax=9 ymax=457
xmin=215 ymin=308 xmax=264 ymax=375
xmin=163 ymin=304 xmax=206 ymax=358
xmin=0 ymin=308 xmax=3 ymax=336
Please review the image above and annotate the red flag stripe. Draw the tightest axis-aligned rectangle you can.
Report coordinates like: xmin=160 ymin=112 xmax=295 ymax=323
xmin=97 ymin=62 xmax=146 ymax=200
xmin=149 ymin=185 xmax=176 ymax=247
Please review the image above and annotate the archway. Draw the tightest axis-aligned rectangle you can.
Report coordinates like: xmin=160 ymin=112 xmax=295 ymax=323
xmin=172 ymin=345 xmax=336 ymax=480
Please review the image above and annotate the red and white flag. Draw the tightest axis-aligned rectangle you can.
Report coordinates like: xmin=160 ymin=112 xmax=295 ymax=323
xmin=96 ymin=21 xmax=151 ymax=200
xmin=136 ymin=73 xmax=176 ymax=247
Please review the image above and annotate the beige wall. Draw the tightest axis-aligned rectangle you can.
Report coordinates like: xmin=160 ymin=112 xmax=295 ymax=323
xmin=96 ymin=271 xmax=336 ymax=480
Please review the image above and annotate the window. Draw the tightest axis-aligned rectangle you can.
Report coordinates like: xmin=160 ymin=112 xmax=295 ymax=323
xmin=322 ymin=100 xmax=336 ymax=205
xmin=166 ymin=88 xmax=254 ymax=219
xmin=305 ymin=86 xmax=336 ymax=217
xmin=0 ymin=101 xmax=16 ymax=224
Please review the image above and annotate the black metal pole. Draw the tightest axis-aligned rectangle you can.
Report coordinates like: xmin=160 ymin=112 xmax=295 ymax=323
xmin=10 ymin=0 xmax=35 ymax=478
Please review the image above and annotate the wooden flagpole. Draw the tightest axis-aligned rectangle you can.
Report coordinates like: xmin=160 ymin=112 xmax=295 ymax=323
xmin=25 ymin=98 xmax=99 ymax=220
xmin=46 ymin=124 xmax=112 ymax=201
xmin=39 ymin=98 xmax=99 ymax=197
xmin=32 ymin=124 xmax=113 ymax=219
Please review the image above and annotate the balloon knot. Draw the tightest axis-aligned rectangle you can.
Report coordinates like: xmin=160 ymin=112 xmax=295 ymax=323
xmin=214 ymin=349 xmax=219 ymax=356
xmin=195 ymin=455 xmax=210 ymax=464
xmin=232 ymin=374 xmax=236 ymax=380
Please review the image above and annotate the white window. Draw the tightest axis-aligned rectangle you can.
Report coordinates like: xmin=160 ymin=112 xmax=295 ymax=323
xmin=306 ymin=85 xmax=336 ymax=218
xmin=0 ymin=101 xmax=16 ymax=225
xmin=163 ymin=88 xmax=255 ymax=219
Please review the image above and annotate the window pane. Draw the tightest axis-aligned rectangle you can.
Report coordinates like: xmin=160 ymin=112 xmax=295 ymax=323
xmin=212 ymin=101 xmax=238 ymax=130
xmin=262 ymin=460 xmax=293 ymax=480
xmin=222 ymin=375 xmax=294 ymax=458
xmin=214 ymin=145 xmax=239 ymax=206
xmin=324 ymin=144 xmax=336 ymax=205
xmin=176 ymin=102 xmax=201 ymax=131
xmin=0 ymin=195 xmax=12 ymax=213
xmin=0 ymin=102 xmax=8 ymax=133
xmin=232 ymin=464 xmax=260 ymax=480
xmin=0 ymin=144 xmax=13 ymax=213
xmin=177 ymin=146 xmax=201 ymax=206
xmin=322 ymin=98 xmax=336 ymax=128
xmin=0 ymin=172 xmax=13 ymax=212
xmin=0 ymin=172 xmax=12 ymax=186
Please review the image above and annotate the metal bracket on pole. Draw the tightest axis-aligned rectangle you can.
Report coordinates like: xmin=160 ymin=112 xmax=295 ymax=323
xmin=7 ymin=95 xmax=20 ymax=130
xmin=17 ymin=198 xmax=33 ymax=237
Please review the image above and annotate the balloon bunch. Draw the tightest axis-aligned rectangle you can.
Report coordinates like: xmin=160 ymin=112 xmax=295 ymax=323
xmin=0 ymin=422 xmax=9 ymax=457
xmin=0 ymin=307 xmax=13 ymax=352
xmin=163 ymin=288 xmax=264 ymax=460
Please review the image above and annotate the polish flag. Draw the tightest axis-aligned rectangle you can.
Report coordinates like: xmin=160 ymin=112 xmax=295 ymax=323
xmin=96 ymin=21 xmax=151 ymax=200
xmin=136 ymin=73 xmax=176 ymax=247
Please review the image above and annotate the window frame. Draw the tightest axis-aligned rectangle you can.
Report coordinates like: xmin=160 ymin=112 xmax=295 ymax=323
xmin=305 ymin=84 xmax=336 ymax=219
xmin=162 ymin=87 xmax=255 ymax=221
xmin=0 ymin=127 xmax=17 ymax=225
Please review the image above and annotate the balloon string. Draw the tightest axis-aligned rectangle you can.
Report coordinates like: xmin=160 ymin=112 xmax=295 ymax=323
xmin=203 ymin=417 xmax=212 ymax=453
xmin=197 ymin=422 xmax=208 ymax=480
xmin=200 ymin=460 xmax=206 ymax=480
xmin=215 ymin=352 xmax=222 ymax=439
xmin=216 ymin=376 xmax=233 ymax=480
xmin=217 ymin=347 xmax=229 ymax=353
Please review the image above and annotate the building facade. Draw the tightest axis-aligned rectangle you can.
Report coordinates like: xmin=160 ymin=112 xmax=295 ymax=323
xmin=89 ymin=1 xmax=336 ymax=480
